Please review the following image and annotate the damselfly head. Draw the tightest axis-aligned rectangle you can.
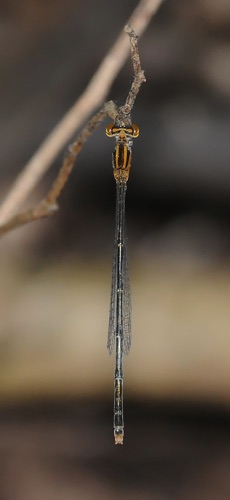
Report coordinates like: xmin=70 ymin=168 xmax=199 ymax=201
xmin=106 ymin=124 xmax=139 ymax=139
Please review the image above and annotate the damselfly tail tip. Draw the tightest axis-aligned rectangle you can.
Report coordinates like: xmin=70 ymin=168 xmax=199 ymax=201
xmin=114 ymin=432 xmax=124 ymax=445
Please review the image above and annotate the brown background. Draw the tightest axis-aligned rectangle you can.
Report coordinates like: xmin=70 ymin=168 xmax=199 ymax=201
xmin=0 ymin=0 xmax=230 ymax=498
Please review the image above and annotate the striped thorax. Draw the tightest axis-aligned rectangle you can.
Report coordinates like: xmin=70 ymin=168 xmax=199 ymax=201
xmin=106 ymin=124 xmax=139 ymax=183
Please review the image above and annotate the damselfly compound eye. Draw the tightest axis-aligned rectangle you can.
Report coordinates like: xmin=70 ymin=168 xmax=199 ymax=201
xmin=106 ymin=124 xmax=116 ymax=137
xmin=132 ymin=124 xmax=139 ymax=138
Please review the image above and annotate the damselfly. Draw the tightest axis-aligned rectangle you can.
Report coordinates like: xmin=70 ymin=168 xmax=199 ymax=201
xmin=106 ymin=122 xmax=139 ymax=444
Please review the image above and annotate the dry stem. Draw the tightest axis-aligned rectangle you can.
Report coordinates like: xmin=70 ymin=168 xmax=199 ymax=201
xmin=116 ymin=25 xmax=146 ymax=126
xmin=0 ymin=108 xmax=107 ymax=236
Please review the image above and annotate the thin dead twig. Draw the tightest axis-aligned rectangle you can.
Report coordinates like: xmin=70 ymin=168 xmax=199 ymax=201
xmin=0 ymin=0 xmax=164 ymax=225
xmin=116 ymin=24 xmax=146 ymax=126
xmin=0 ymin=108 xmax=107 ymax=236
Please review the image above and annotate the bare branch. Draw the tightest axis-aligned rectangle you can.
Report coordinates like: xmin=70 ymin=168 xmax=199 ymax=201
xmin=116 ymin=24 xmax=146 ymax=126
xmin=0 ymin=0 xmax=164 ymax=225
xmin=0 ymin=108 xmax=107 ymax=237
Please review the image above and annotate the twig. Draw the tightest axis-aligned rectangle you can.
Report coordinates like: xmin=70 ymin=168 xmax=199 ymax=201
xmin=0 ymin=108 xmax=107 ymax=236
xmin=116 ymin=24 xmax=146 ymax=126
xmin=0 ymin=0 xmax=164 ymax=225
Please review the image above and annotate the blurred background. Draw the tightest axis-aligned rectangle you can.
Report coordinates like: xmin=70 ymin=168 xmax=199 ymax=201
xmin=0 ymin=0 xmax=230 ymax=498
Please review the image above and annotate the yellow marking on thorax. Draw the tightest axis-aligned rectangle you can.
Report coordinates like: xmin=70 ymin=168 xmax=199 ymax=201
xmin=106 ymin=123 xmax=139 ymax=182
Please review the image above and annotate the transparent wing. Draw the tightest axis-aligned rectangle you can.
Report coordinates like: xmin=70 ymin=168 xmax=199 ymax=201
xmin=107 ymin=239 xmax=117 ymax=355
xmin=122 ymin=227 xmax=131 ymax=355
xmin=107 ymin=182 xmax=132 ymax=356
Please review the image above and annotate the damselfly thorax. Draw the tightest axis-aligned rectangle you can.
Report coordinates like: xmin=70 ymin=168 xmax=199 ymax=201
xmin=106 ymin=124 xmax=139 ymax=183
